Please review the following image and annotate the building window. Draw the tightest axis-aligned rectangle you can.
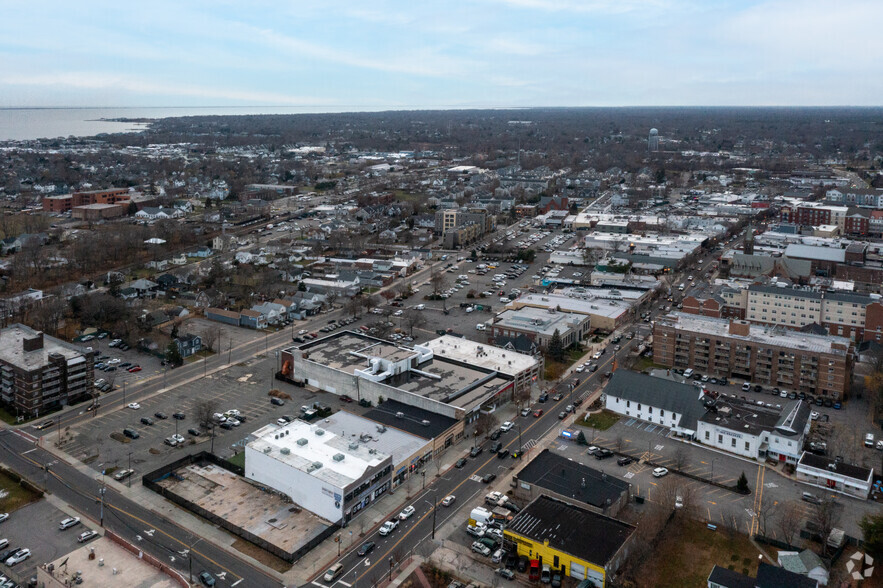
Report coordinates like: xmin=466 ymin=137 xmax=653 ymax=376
xmin=718 ymin=435 xmax=723 ymax=444
xmin=638 ymin=404 xmax=641 ymax=411
xmin=731 ymin=438 xmax=736 ymax=447
xmin=745 ymin=441 xmax=750 ymax=451
xmin=660 ymin=410 xmax=665 ymax=417
xmin=705 ymin=431 xmax=710 ymax=440
xmin=626 ymin=400 xmax=630 ymax=408
xmin=649 ymin=407 xmax=653 ymax=415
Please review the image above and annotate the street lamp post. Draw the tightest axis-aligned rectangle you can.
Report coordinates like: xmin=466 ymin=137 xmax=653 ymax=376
xmin=389 ymin=556 xmax=394 ymax=582
xmin=424 ymin=492 xmax=438 ymax=540
xmin=127 ymin=451 xmax=133 ymax=488
xmin=422 ymin=470 xmax=426 ymax=490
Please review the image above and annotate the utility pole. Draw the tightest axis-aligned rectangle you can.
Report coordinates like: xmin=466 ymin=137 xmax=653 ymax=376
xmin=127 ymin=452 xmax=133 ymax=488
xmin=99 ymin=481 xmax=106 ymax=527
xmin=422 ymin=470 xmax=425 ymax=490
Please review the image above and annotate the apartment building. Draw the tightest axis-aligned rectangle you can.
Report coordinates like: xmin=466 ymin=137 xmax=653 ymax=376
xmin=653 ymin=313 xmax=852 ymax=399
xmin=0 ymin=324 xmax=94 ymax=418
xmin=743 ymin=284 xmax=883 ymax=342
xmin=826 ymin=187 xmax=883 ymax=209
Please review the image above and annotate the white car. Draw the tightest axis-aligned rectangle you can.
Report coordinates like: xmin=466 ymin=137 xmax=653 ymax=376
xmin=810 ymin=411 xmax=820 ymax=421
xmin=172 ymin=434 xmax=185 ymax=444
xmin=106 ymin=358 xmax=121 ymax=365
xmin=225 ymin=409 xmax=241 ymax=417
xmin=652 ymin=467 xmax=669 ymax=478
xmin=0 ymin=513 xmax=7 ymax=523
xmin=5 ymin=548 xmax=30 ymax=566
xmin=59 ymin=517 xmax=81 ymax=530
xmin=378 ymin=519 xmax=399 ymax=536
xmin=393 ymin=310 xmax=403 ymax=317
xmin=471 ymin=542 xmax=491 ymax=557
xmin=398 ymin=505 xmax=416 ymax=520
xmin=674 ymin=495 xmax=683 ymax=509
xmin=500 ymin=421 xmax=514 ymax=432
xmin=441 ymin=495 xmax=456 ymax=507
xmin=416 ymin=304 xmax=425 ymax=310
xmin=127 ymin=403 xmax=141 ymax=410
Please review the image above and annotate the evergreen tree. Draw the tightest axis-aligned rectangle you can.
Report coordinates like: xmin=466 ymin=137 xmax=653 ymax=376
xmin=548 ymin=329 xmax=565 ymax=362
xmin=736 ymin=472 xmax=749 ymax=493
xmin=166 ymin=341 xmax=184 ymax=367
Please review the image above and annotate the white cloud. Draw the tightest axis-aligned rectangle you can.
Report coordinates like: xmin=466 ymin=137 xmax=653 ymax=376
xmin=1 ymin=72 xmax=333 ymax=105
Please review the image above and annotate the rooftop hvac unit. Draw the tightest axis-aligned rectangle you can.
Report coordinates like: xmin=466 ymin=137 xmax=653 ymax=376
xmin=421 ymin=420 xmax=431 ymax=426
xmin=369 ymin=449 xmax=376 ymax=454
xmin=297 ymin=438 xmax=308 ymax=446
xmin=333 ymin=453 xmax=345 ymax=462
xmin=312 ymin=461 xmax=323 ymax=470
xmin=315 ymin=428 xmax=325 ymax=436
xmin=281 ymin=447 xmax=291 ymax=455
xmin=349 ymin=442 xmax=359 ymax=450
xmin=376 ymin=425 xmax=387 ymax=434
xmin=396 ymin=412 xmax=405 ymax=419
xmin=263 ymin=447 xmax=271 ymax=454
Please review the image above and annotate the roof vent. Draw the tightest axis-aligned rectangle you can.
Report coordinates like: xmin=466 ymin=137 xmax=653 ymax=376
xmin=297 ymin=438 xmax=308 ymax=446
xmin=376 ymin=425 xmax=387 ymax=434
xmin=274 ymin=434 xmax=279 ymax=439
xmin=349 ymin=442 xmax=359 ymax=450
xmin=280 ymin=447 xmax=291 ymax=455
xmin=333 ymin=453 xmax=345 ymax=462
xmin=311 ymin=461 xmax=323 ymax=471
xmin=421 ymin=420 xmax=431 ymax=426
xmin=396 ymin=412 xmax=405 ymax=419
xmin=263 ymin=447 xmax=271 ymax=454
xmin=315 ymin=428 xmax=325 ymax=436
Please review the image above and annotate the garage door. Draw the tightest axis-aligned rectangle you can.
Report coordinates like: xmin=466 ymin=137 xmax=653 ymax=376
xmin=585 ymin=567 xmax=603 ymax=587
xmin=570 ymin=562 xmax=586 ymax=580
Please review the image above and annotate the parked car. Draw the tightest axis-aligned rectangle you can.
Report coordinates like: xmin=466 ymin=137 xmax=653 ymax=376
xmin=482 ymin=473 xmax=497 ymax=484
xmin=533 ymin=409 xmax=543 ymax=418
xmin=59 ymin=517 xmax=80 ymax=530
xmin=154 ymin=412 xmax=168 ymax=420
xmin=5 ymin=548 xmax=30 ymax=566
xmin=471 ymin=542 xmax=492 ymax=557
xmin=652 ymin=467 xmax=669 ymax=478
xmin=127 ymin=403 xmax=141 ymax=410
xmin=77 ymin=530 xmax=99 ymax=543
xmin=455 ymin=457 xmax=468 ymax=468
xmin=199 ymin=571 xmax=216 ymax=586
xmin=0 ymin=514 xmax=7 ymax=524
xmin=173 ymin=412 xmax=186 ymax=420
xmin=617 ymin=456 xmax=633 ymax=466
xmin=188 ymin=428 xmax=202 ymax=437
xmin=113 ymin=468 xmax=134 ymax=481
xmin=469 ymin=446 xmax=484 ymax=457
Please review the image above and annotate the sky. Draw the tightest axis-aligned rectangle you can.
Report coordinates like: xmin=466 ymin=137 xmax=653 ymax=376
xmin=1 ymin=0 xmax=881 ymax=109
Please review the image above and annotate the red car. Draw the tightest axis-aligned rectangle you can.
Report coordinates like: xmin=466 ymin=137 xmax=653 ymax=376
xmin=533 ymin=409 xmax=543 ymax=418
xmin=340 ymin=395 xmax=353 ymax=403
xmin=127 ymin=366 xmax=142 ymax=373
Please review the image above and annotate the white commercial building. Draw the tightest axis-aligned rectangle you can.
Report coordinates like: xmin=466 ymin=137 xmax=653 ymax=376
xmin=796 ymin=452 xmax=874 ymax=500
xmin=245 ymin=419 xmax=393 ymax=524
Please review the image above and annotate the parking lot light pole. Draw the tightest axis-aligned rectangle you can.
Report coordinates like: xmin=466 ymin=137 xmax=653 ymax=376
xmin=711 ymin=458 xmax=716 ymax=483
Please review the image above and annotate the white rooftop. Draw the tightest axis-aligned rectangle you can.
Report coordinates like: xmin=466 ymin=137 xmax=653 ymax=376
xmin=421 ymin=335 xmax=538 ymax=375
xmin=660 ymin=312 xmax=851 ymax=355
xmin=248 ymin=419 xmax=389 ymax=488
xmin=512 ymin=293 xmax=633 ymax=319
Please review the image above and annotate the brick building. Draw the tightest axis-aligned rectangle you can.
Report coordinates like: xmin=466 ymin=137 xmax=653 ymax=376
xmin=653 ymin=313 xmax=852 ymax=399
xmin=43 ymin=188 xmax=130 ymax=213
xmin=0 ymin=324 xmax=94 ymax=418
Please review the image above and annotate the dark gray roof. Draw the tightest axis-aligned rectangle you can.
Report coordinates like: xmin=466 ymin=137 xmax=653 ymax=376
xmin=749 ymin=283 xmax=823 ymax=300
xmin=799 ymin=323 xmax=829 ymax=336
xmin=824 ymin=290 xmax=872 ymax=305
xmin=605 ymin=371 xmax=708 ymax=431
xmin=798 ymin=451 xmax=873 ymax=483
xmin=363 ymin=399 xmax=458 ymax=441
xmin=707 ymin=566 xmax=755 ymax=588
xmin=774 ymin=400 xmax=811 ymax=437
xmin=505 ymin=495 xmax=633 ymax=568
xmin=515 ymin=449 xmax=629 ymax=509
xmin=756 ymin=562 xmax=817 ymax=588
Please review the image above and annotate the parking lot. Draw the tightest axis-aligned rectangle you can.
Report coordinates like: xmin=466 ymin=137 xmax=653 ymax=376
xmin=0 ymin=499 xmax=95 ymax=583
xmin=61 ymin=348 xmax=390 ymax=478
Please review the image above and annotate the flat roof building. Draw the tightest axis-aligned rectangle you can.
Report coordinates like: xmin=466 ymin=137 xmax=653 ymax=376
xmin=491 ymin=306 xmax=590 ymax=349
xmin=653 ymin=313 xmax=852 ymax=398
xmin=796 ymin=451 xmax=874 ymax=500
xmin=0 ymin=324 xmax=94 ymax=417
xmin=511 ymin=449 xmax=631 ymax=517
xmin=504 ymin=495 xmax=635 ymax=587
xmin=245 ymin=418 xmax=393 ymax=524
xmin=505 ymin=292 xmax=634 ymax=333
xmin=281 ymin=331 xmax=518 ymax=421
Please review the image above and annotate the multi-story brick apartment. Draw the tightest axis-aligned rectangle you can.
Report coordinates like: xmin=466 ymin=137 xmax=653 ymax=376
xmin=42 ymin=188 xmax=130 ymax=213
xmin=696 ymin=283 xmax=883 ymax=342
xmin=0 ymin=325 xmax=94 ymax=418
xmin=653 ymin=313 xmax=852 ymax=399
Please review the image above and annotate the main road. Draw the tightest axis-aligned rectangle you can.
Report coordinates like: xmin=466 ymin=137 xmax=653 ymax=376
xmin=0 ymin=428 xmax=283 ymax=587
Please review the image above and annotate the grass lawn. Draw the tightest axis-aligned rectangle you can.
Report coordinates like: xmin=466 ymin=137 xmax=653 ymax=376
xmin=638 ymin=521 xmax=763 ymax=587
xmin=576 ymin=410 xmax=621 ymax=431
xmin=227 ymin=452 xmax=245 ymax=468
xmin=0 ymin=471 xmax=41 ymax=512
xmin=543 ymin=347 xmax=585 ymax=380
xmin=632 ymin=356 xmax=667 ymax=372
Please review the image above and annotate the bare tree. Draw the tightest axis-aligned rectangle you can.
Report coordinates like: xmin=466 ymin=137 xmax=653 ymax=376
xmin=201 ymin=325 xmax=222 ymax=353
xmin=755 ymin=496 xmax=778 ymax=538
xmin=194 ymin=398 xmax=220 ymax=429
xmin=776 ymin=501 xmax=803 ymax=547
xmin=402 ymin=309 xmax=426 ymax=337
xmin=474 ymin=412 xmax=499 ymax=438
xmin=345 ymin=297 xmax=362 ymax=318
xmin=672 ymin=446 xmax=688 ymax=470
xmin=613 ymin=434 xmax=624 ymax=452
xmin=813 ymin=498 xmax=841 ymax=552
